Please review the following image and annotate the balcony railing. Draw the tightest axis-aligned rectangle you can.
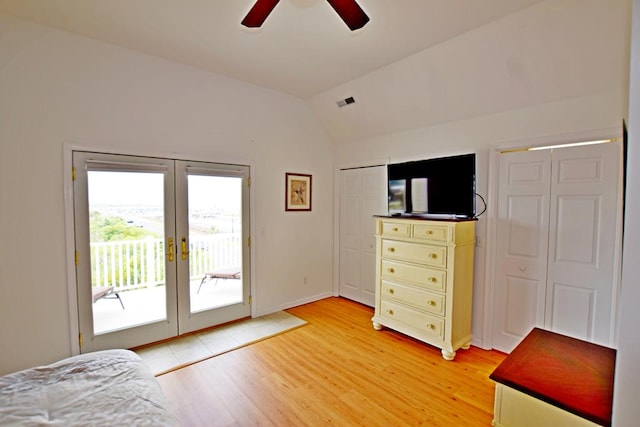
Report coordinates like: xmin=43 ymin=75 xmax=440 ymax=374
xmin=90 ymin=233 xmax=241 ymax=291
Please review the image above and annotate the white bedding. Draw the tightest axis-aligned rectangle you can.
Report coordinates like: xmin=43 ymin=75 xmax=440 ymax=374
xmin=0 ymin=349 xmax=179 ymax=426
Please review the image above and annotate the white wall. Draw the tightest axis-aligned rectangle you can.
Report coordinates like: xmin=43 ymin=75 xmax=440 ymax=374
xmin=325 ymin=0 xmax=630 ymax=348
xmin=0 ymin=15 xmax=335 ymax=375
xmin=310 ymin=0 xmax=629 ymax=145
xmin=613 ymin=1 xmax=640 ymax=425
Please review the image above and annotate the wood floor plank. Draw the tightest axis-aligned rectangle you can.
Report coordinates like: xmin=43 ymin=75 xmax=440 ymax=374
xmin=156 ymin=297 xmax=506 ymax=426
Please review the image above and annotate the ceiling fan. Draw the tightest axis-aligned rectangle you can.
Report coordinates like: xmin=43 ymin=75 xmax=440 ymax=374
xmin=241 ymin=0 xmax=370 ymax=31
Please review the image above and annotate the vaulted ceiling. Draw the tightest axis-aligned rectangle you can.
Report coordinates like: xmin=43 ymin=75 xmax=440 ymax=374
xmin=0 ymin=0 xmax=546 ymax=99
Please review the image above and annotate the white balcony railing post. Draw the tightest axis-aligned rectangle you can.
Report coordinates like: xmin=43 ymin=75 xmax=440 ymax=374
xmin=90 ymin=233 xmax=241 ymax=293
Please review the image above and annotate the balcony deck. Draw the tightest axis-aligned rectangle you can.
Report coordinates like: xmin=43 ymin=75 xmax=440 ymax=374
xmin=93 ymin=278 xmax=243 ymax=334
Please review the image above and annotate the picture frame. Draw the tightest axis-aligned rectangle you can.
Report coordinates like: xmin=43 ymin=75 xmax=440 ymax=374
xmin=285 ymin=173 xmax=312 ymax=211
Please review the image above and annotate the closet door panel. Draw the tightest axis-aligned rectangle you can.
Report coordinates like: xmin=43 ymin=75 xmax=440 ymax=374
xmin=548 ymin=283 xmax=595 ymax=339
xmin=492 ymin=150 xmax=551 ymax=353
xmin=339 ymin=170 xmax=364 ymax=303
xmin=546 ymin=143 xmax=621 ymax=346
xmin=503 ymin=275 xmax=545 ymax=338
xmin=339 ymin=166 xmax=387 ymax=306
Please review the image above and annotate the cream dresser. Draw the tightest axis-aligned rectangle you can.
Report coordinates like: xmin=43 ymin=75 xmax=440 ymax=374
xmin=371 ymin=217 xmax=476 ymax=360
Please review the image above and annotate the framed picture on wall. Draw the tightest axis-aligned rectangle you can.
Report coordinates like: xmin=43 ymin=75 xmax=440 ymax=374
xmin=285 ymin=173 xmax=312 ymax=211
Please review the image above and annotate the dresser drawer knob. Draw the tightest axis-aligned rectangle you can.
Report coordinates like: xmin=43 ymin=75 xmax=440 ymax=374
xmin=387 ymin=268 xmax=395 ymax=274
xmin=387 ymin=309 xmax=394 ymax=316
xmin=392 ymin=227 xmax=399 ymax=232
xmin=387 ymin=247 xmax=396 ymax=253
xmin=426 ymin=230 xmax=433 ymax=235
xmin=427 ymin=300 xmax=436 ymax=306
xmin=388 ymin=288 xmax=395 ymax=294
xmin=428 ymin=253 xmax=437 ymax=259
xmin=428 ymin=277 xmax=437 ymax=283
xmin=427 ymin=323 xmax=435 ymax=330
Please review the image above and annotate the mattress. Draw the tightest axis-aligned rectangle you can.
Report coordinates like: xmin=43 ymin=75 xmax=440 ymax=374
xmin=0 ymin=349 xmax=179 ymax=426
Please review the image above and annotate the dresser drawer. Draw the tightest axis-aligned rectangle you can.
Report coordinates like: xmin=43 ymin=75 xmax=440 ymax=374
xmin=381 ymin=280 xmax=445 ymax=316
xmin=381 ymin=260 xmax=446 ymax=292
xmin=381 ymin=239 xmax=447 ymax=269
xmin=412 ymin=223 xmax=449 ymax=242
xmin=380 ymin=221 xmax=411 ymax=238
xmin=380 ymin=300 xmax=444 ymax=340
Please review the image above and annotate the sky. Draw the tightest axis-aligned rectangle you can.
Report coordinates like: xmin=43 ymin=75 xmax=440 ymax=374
xmin=87 ymin=171 xmax=242 ymax=212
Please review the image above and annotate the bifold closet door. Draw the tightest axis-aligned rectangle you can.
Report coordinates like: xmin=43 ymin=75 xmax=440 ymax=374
xmin=339 ymin=166 xmax=387 ymax=307
xmin=492 ymin=150 xmax=552 ymax=353
xmin=492 ymin=142 xmax=621 ymax=353
xmin=545 ymin=143 xmax=621 ymax=344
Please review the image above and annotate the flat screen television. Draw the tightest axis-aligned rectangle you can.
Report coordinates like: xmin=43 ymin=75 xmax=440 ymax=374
xmin=387 ymin=153 xmax=476 ymax=219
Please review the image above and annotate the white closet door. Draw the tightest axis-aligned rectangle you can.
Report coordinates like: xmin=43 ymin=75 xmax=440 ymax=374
xmin=545 ymin=143 xmax=621 ymax=345
xmin=492 ymin=142 xmax=622 ymax=353
xmin=492 ymin=150 xmax=552 ymax=353
xmin=339 ymin=166 xmax=387 ymax=306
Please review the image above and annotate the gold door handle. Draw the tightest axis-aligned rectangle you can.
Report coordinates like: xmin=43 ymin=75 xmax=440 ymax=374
xmin=181 ymin=237 xmax=189 ymax=260
xmin=167 ymin=238 xmax=174 ymax=262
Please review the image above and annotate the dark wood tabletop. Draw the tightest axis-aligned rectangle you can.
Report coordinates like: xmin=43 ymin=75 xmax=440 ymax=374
xmin=490 ymin=327 xmax=616 ymax=427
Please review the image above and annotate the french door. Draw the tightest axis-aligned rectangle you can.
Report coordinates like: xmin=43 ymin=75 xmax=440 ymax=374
xmin=73 ymin=152 xmax=250 ymax=352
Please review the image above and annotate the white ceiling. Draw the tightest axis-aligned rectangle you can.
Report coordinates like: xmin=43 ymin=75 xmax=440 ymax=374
xmin=0 ymin=0 xmax=546 ymax=99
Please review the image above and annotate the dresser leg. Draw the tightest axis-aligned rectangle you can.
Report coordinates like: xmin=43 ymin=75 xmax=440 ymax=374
xmin=461 ymin=341 xmax=471 ymax=350
xmin=372 ymin=321 xmax=382 ymax=331
xmin=441 ymin=349 xmax=456 ymax=361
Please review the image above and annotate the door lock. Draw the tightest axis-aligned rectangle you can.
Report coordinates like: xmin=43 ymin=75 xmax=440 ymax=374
xmin=181 ymin=237 xmax=189 ymax=260
xmin=167 ymin=238 xmax=174 ymax=262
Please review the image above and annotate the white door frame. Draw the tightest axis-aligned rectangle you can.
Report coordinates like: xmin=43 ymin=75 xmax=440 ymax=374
xmin=63 ymin=143 xmax=256 ymax=355
xmin=481 ymin=127 xmax=623 ymax=351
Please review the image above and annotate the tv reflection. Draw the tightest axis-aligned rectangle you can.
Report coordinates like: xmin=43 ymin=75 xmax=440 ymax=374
xmin=388 ymin=179 xmax=406 ymax=214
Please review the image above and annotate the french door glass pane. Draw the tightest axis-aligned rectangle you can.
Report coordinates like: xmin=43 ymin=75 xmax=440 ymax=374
xmin=88 ymin=171 xmax=167 ymax=334
xmin=188 ymin=175 xmax=243 ymax=313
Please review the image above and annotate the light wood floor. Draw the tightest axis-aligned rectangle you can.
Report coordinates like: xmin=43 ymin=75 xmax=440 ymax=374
xmin=156 ymin=297 xmax=506 ymax=426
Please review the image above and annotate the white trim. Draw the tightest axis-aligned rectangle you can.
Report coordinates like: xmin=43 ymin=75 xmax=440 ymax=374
xmin=610 ymin=143 xmax=626 ymax=348
xmin=253 ymin=291 xmax=335 ymax=318
xmin=63 ymin=147 xmax=80 ymax=355
xmin=63 ymin=142 xmax=257 ymax=354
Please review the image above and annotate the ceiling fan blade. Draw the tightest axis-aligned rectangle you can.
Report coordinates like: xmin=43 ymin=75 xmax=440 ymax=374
xmin=241 ymin=0 xmax=281 ymax=28
xmin=326 ymin=0 xmax=370 ymax=31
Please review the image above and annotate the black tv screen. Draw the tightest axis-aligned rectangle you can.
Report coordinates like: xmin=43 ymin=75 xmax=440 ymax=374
xmin=387 ymin=153 xmax=476 ymax=218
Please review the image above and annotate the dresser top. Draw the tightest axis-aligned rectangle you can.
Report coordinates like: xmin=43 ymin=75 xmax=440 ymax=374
xmin=373 ymin=215 xmax=477 ymax=222
xmin=490 ymin=328 xmax=616 ymax=427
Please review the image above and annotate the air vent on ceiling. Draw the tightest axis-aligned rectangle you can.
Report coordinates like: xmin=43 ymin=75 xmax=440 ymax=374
xmin=337 ymin=96 xmax=356 ymax=108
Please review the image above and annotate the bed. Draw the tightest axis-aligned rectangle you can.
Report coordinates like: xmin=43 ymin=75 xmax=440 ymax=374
xmin=0 ymin=349 xmax=179 ymax=426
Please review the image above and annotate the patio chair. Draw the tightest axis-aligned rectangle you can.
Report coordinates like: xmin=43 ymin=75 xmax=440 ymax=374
xmin=92 ymin=286 xmax=125 ymax=309
xmin=197 ymin=268 xmax=241 ymax=294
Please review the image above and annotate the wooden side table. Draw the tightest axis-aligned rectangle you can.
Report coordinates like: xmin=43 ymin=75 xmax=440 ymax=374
xmin=490 ymin=328 xmax=615 ymax=427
